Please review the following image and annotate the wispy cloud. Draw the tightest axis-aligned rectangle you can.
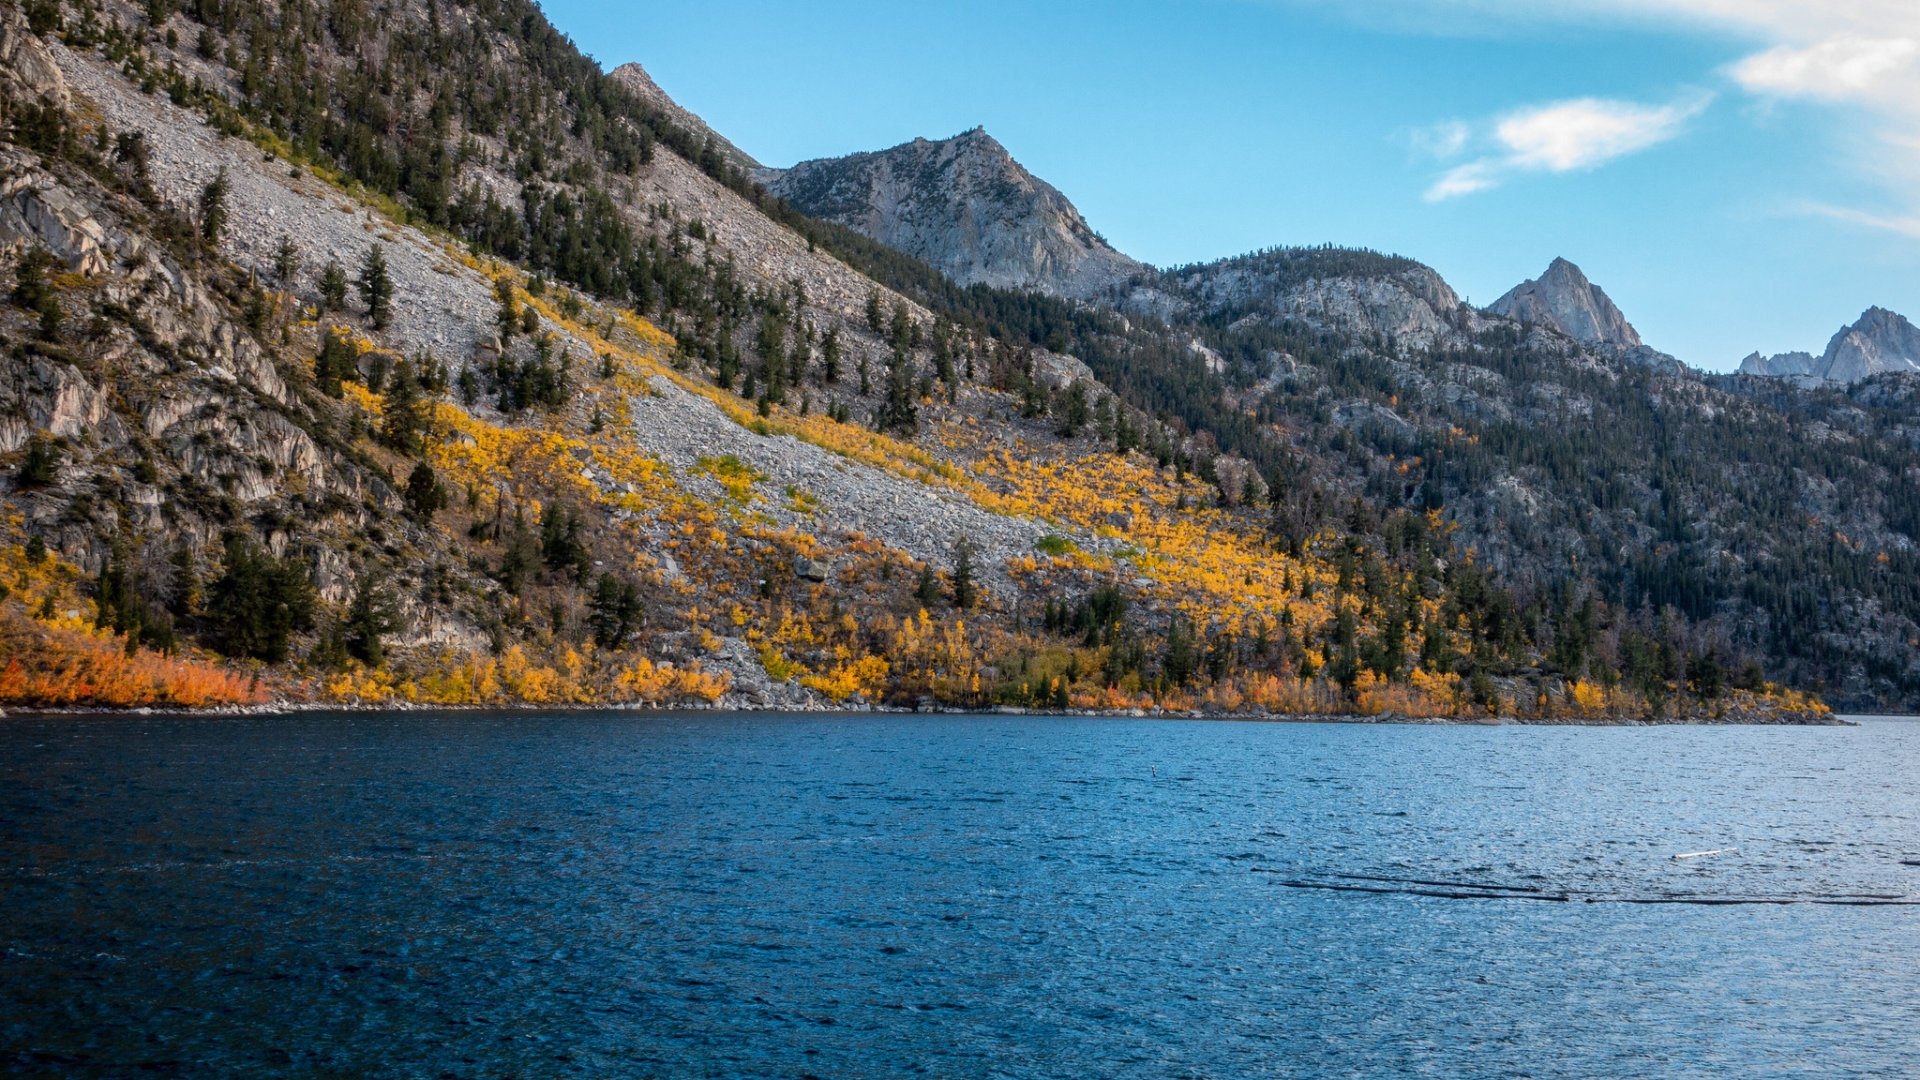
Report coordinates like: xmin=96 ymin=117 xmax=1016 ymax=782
xmin=1796 ymin=201 xmax=1920 ymax=239
xmin=1730 ymin=36 xmax=1919 ymax=103
xmin=1420 ymin=93 xmax=1709 ymax=201
xmin=1314 ymin=0 xmax=1920 ymax=223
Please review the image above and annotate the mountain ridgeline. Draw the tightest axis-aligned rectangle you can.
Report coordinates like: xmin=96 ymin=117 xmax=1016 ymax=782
xmin=763 ymin=129 xmax=1920 ymax=710
xmin=0 ymin=0 xmax=1866 ymax=718
xmin=1740 ymin=307 xmax=1920 ymax=383
xmin=761 ymin=128 xmax=1144 ymax=300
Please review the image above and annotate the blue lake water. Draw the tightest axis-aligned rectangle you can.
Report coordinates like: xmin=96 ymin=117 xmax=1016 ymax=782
xmin=3 ymin=711 xmax=1918 ymax=1077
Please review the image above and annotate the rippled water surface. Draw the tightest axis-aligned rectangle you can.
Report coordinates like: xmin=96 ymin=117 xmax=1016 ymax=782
xmin=4 ymin=712 xmax=1919 ymax=1077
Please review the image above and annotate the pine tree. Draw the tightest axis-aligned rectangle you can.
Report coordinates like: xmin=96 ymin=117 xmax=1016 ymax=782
xmin=404 ymin=461 xmax=447 ymax=519
xmin=204 ymin=534 xmax=315 ymax=662
xmin=344 ymin=574 xmax=401 ymax=668
xmin=821 ymin=324 xmax=842 ymax=384
xmin=381 ymin=358 xmax=426 ymax=452
xmin=914 ymin=564 xmax=940 ymax=606
xmin=358 ymin=243 xmax=393 ymax=329
xmin=495 ymin=277 xmax=518 ymax=339
xmin=877 ymin=346 xmax=917 ymax=436
xmin=589 ymin=573 xmax=644 ymax=648
xmin=12 ymin=245 xmax=61 ymax=340
xmin=757 ymin=311 xmax=786 ymax=405
xmin=272 ymin=235 xmax=300 ymax=284
xmin=314 ymin=330 xmax=356 ymax=396
xmin=197 ymin=167 xmax=229 ymax=244
xmin=16 ymin=435 xmax=59 ymax=487
xmin=950 ymin=535 xmax=976 ymax=609
xmin=1057 ymin=381 xmax=1090 ymax=437
xmin=319 ymin=259 xmax=349 ymax=312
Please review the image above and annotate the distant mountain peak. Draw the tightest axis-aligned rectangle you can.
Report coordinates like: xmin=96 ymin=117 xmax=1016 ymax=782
xmin=761 ymin=129 xmax=1143 ymax=298
xmin=1743 ymin=306 xmax=1920 ymax=383
xmin=1823 ymin=306 xmax=1920 ymax=382
xmin=1486 ymin=257 xmax=1643 ymax=349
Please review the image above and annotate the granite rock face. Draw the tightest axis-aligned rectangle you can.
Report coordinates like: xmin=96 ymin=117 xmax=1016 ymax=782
xmin=1822 ymin=307 xmax=1920 ymax=382
xmin=1737 ymin=350 xmax=1818 ymax=378
xmin=1488 ymin=257 xmax=1642 ymax=349
xmin=761 ymin=128 xmax=1143 ymax=299
xmin=1139 ymin=247 xmax=1472 ymax=354
xmin=1740 ymin=307 xmax=1920 ymax=383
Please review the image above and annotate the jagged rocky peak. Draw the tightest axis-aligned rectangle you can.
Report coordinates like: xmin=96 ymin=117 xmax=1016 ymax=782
xmin=1737 ymin=350 xmax=1817 ymax=378
xmin=1741 ymin=307 xmax=1920 ymax=383
xmin=760 ymin=127 xmax=1143 ymax=299
xmin=607 ymin=61 xmax=759 ymax=172
xmin=1487 ymin=257 xmax=1643 ymax=349
xmin=1824 ymin=306 xmax=1920 ymax=382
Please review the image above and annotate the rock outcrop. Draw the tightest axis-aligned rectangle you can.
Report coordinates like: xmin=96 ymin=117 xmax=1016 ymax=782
xmin=0 ymin=6 xmax=67 ymax=106
xmin=761 ymin=128 xmax=1143 ymax=299
xmin=1488 ymin=257 xmax=1641 ymax=349
xmin=1737 ymin=350 xmax=1817 ymax=378
xmin=1739 ymin=307 xmax=1920 ymax=383
xmin=1486 ymin=257 xmax=1685 ymax=371
xmin=1149 ymin=247 xmax=1468 ymax=352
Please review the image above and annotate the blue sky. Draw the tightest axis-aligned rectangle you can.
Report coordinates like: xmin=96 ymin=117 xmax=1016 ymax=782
xmin=542 ymin=0 xmax=1920 ymax=370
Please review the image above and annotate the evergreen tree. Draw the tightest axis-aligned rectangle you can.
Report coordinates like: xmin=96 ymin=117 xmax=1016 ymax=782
xmin=16 ymin=435 xmax=59 ymax=487
xmin=167 ymin=543 xmax=199 ymax=618
xmin=318 ymin=259 xmax=349 ymax=312
xmin=1163 ymin=616 xmax=1197 ymax=686
xmin=12 ymin=245 xmax=62 ymax=340
xmin=344 ymin=574 xmax=402 ymax=668
xmin=878 ymin=346 xmax=918 ymax=436
xmin=314 ymin=331 xmax=357 ymax=396
xmin=197 ymin=167 xmax=229 ymax=244
xmin=358 ymin=244 xmax=394 ymax=329
xmin=495 ymin=277 xmax=518 ymax=339
xmin=539 ymin=503 xmax=591 ymax=582
xmin=204 ymin=534 xmax=315 ymax=662
xmin=913 ymin=564 xmax=940 ymax=606
xmin=821 ymin=324 xmax=843 ymax=384
xmin=757 ymin=311 xmax=786 ymax=405
xmin=589 ymin=573 xmax=644 ymax=648
xmin=381 ymin=358 xmax=426 ymax=452
xmin=94 ymin=541 xmax=174 ymax=653
xmin=1057 ymin=381 xmax=1091 ymax=438
xmin=272 ymin=235 xmax=300 ymax=284
xmin=950 ymin=535 xmax=976 ymax=609
xmin=404 ymin=461 xmax=447 ymax=519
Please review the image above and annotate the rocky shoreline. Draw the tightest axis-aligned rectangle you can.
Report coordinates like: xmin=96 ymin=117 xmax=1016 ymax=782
xmin=0 ymin=700 xmax=1853 ymax=725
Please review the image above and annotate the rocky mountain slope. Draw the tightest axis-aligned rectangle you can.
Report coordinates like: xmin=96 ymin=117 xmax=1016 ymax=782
xmin=2 ymin=0 xmax=1812 ymax=722
xmin=782 ymin=129 xmax=1919 ymax=708
xmin=1740 ymin=306 xmax=1920 ymax=383
xmin=761 ymin=128 xmax=1144 ymax=300
xmin=607 ymin=61 xmax=759 ymax=173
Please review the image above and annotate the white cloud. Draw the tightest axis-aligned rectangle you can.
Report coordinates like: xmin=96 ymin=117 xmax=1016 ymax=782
xmin=1424 ymin=162 xmax=1498 ymax=201
xmin=1421 ymin=94 xmax=1707 ymax=200
xmin=1309 ymin=0 xmax=1920 ymax=222
xmin=1730 ymin=36 xmax=1918 ymax=103
xmin=1495 ymin=95 xmax=1707 ymax=170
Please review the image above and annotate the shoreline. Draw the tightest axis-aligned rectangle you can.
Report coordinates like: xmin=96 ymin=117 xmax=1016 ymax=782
xmin=0 ymin=700 xmax=1855 ymax=726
